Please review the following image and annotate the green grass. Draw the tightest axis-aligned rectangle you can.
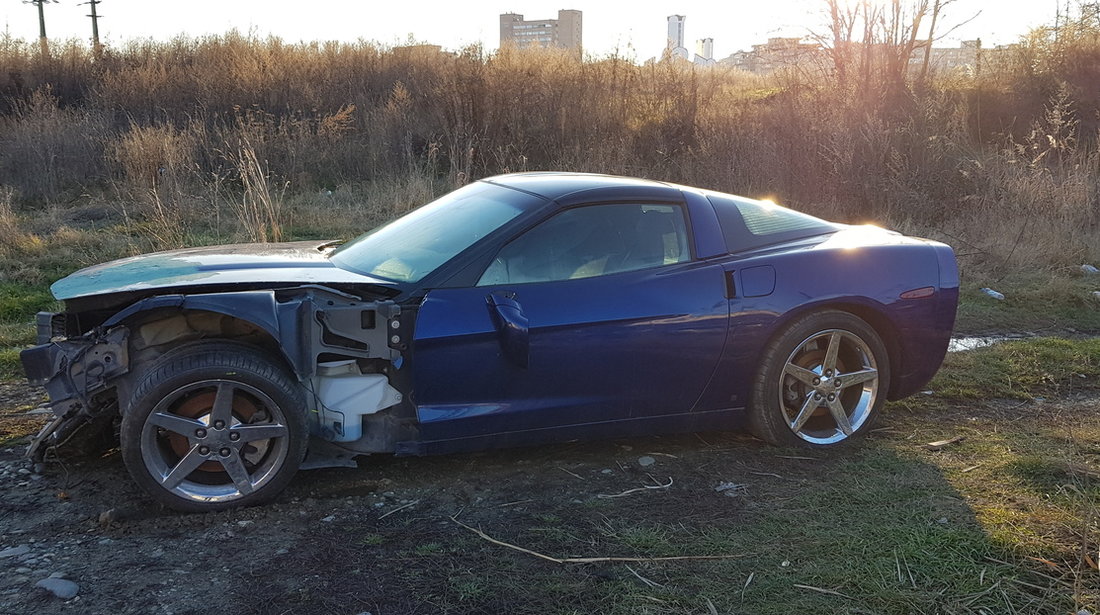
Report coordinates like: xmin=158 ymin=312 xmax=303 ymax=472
xmin=926 ymin=337 xmax=1100 ymax=400
xmin=0 ymin=282 xmax=54 ymax=323
xmin=358 ymin=533 xmax=385 ymax=546
xmin=349 ymin=441 xmax=1084 ymax=614
xmin=0 ymin=323 xmax=35 ymax=347
xmin=449 ymin=576 xmax=490 ymax=601
xmin=602 ymin=451 xmax=1023 ymax=613
xmin=0 ymin=348 xmax=22 ymax=380
xmin=894 ymin=415 xmax=1098 ymax=578
xmin=955 ymin=274 xmax=1100 ymax=334
xmin=414 ymin=542 xmax=445 ymax=556
xmin=0 ymin=283 xmax=48 ymax=381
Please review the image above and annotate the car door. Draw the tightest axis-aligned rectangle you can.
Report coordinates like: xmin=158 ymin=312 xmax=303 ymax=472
xmin=412 ymin=201 xmax=730 ymax=441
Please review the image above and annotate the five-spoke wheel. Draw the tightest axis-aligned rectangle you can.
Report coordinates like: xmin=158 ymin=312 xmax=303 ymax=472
xmin=121 ymin=342 xmax=307 ymax=512
xmin=750 ymin=311 xmax=889 ymax=447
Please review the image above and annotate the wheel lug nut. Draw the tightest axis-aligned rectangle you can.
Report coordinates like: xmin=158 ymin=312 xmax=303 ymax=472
xmin=834 ymin=380 xmax=842 ymax=388
xmin=812 ymin=377 xmax=820 ymax=385
xmin=195 ymin=429 xmax=206 ymax=438
xmin=813 ymin=393 xmax=822 ymax=400
xmin=219 ymin=448 xmax=231 ymax=457
xmin=213 ymin=420 xmax=225 ymax=429
xmin=828 ymin=393 xmax=836 ymax=401
xmin=229 ymin=432 xmax=240 ymax=441
xmin=198 ymin=446 xmax=210 ymax=455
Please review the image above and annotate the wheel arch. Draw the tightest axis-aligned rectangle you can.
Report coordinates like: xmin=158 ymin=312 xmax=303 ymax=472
xmin=763 ymin=298 xmax=903 ymax=399
xmin=102 ymin=293 xmax=303 ymax=410
xmin=121 ymin=308 xmax=292 ymax=365
xmin=105 ymin=290 xmax=299 ymax=365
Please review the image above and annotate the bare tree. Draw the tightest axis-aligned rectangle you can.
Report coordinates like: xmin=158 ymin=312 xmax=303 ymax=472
xmin=814 ymin=0 xmax=983 ymax=100
xmin=881 ymin=0 xmax=930 ymax=91
xmin=918 ymin=0 xmax=946 ymax=83
xmin=823 ymin=0 xmax=859 ymax=87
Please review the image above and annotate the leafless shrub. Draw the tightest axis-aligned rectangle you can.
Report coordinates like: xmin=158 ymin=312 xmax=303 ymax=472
xmin=0 ymin=88 xmax=107 ymax=202
xmin=107 ymin=123 xmax=204 ymax=249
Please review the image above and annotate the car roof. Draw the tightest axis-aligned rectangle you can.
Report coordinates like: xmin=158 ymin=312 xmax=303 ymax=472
xmin=481 ymin=172 xmax=683 ymax=203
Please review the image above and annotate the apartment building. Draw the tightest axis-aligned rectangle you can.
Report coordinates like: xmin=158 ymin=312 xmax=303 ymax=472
xmin=499 ymin=10 xmax=582 ymax=57
xmin=666 ymin=14 xmax=689 ymax=60
xmin=721 ymin=37 xmax=823 ymax=73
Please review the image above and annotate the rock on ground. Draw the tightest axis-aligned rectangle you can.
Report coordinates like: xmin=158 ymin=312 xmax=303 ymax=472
xmin=35 ymin=578 xmax=79 ymax=600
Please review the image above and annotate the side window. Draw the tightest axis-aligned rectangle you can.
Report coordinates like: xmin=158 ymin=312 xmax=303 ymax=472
xmin=478 ymin=204 xmax=690 ymax=286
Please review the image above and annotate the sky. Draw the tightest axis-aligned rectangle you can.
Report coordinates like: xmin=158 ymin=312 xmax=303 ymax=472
xmin=0 ymin=1 xmax=1062 ymax=61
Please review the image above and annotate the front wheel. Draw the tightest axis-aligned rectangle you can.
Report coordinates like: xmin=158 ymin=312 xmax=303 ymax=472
xmin=749 ymin=311 xmax=890 ymax=447
xmin=120 ymin=342 xmax=307 ymax=512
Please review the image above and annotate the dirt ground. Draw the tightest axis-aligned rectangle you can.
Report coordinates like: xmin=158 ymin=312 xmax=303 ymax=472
xmin=0 ymin=383 xmax=754 ymax=615
xmin=0 ymin=379 xmax=1095 ymax=615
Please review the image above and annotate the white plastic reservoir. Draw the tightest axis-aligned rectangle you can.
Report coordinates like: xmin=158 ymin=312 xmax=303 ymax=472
xmin=309 ymin=360 xmax=403 ymax=442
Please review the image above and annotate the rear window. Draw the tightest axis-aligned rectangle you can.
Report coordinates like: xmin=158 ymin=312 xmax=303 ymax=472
xmin=707 ymin=193 xmax=836 ymax=253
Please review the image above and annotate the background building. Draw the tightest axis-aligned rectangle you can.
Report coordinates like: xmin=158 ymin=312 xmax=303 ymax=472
xmin=500 ymin=10 xmax=582 ymax=57
xmin=666 ymin=15 xmax=689 ymax=60
xmin=720 ymin=37 xmax=822 ymax=73
xmin=695 ymin=37 xmax=715 ymax=66
xmin=907 ymin=39 xmax=1015 ymax=74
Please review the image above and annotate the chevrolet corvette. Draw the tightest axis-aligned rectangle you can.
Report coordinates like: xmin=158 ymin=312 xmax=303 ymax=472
xmin=20 ymin=173 xmax=958 ymax=511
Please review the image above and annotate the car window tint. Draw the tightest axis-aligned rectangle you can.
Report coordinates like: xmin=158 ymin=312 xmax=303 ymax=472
xmin=478 ymin=204 xmax=690 ymax=286
xmin=707 ymin=193 xmax=836 ymax=253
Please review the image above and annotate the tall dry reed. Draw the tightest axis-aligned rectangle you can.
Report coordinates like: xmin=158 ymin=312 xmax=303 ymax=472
xmin=0 ymin=15 xmax=1095 ymax=268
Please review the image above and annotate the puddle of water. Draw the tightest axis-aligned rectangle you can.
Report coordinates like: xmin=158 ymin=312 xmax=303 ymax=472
xmin=949 ymin=333 xmax=1097 ymax=352
xmin=948 ymin=336 xmax=1005 ymax=352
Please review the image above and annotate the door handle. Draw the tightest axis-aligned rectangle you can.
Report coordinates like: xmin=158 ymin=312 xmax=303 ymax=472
xmin=486 ymin=291 xmax=529 ymax=368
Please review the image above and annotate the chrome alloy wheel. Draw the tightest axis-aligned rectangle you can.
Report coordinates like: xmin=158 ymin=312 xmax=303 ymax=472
xmin=778 ymin=329 xmax=879 ymax=445
xmin=139 ymin=380 xmax=290 ymax=504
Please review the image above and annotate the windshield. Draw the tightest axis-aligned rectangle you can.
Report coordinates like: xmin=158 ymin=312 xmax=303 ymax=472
xmin=329 ymin=182 xmax=540 ymax=283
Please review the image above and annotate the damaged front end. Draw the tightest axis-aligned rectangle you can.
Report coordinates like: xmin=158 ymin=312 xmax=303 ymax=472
xmin=19 ymin=285 xmax=418 ymax=464
xmin=19 ymin=316 xmax=129 ymax=463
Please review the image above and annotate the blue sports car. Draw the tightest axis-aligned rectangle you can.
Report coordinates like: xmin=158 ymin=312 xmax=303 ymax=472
xmin=21 ymin=173 xmax=959 ymax=511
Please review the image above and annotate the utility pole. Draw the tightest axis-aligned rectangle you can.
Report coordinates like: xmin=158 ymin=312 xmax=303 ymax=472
xmin=81 ymin=0 xmax=103 ymax=59
xmin=23 ymin=0 xmax=57 ymax=56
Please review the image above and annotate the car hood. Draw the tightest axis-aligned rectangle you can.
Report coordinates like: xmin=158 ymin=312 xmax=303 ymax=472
xmin=51 ymin=240 xmax=393 ymax=301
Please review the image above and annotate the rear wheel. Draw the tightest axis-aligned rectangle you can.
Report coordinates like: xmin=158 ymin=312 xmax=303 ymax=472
xmin=749 ymin=311 xmax=889 ymax=447
xmin=120 ymin=342 xmax=307 ymax=512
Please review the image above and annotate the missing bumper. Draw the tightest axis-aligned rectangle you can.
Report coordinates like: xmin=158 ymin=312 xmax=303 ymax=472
xmin=20 ymin=326 xmax=130 ymax=461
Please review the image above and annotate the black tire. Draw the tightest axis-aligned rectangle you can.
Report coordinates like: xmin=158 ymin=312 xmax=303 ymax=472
xmin=748 ymin=310 xmax=890 ymax=448
xmin=120 ymin=341 xmax=307 ymax=512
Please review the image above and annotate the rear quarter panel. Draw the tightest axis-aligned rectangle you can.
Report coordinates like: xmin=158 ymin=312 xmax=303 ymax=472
xmin=697 ymin=229 xmax=957 ymax=412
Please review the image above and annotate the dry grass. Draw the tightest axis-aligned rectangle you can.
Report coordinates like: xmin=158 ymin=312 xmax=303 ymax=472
xmin=233 ymin=138 xmax=284 ymax=243
xmin=0 ymin=187 xmax=22 ymax=256
xmin=0 ymin=15 xmax=1095 ymax=273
